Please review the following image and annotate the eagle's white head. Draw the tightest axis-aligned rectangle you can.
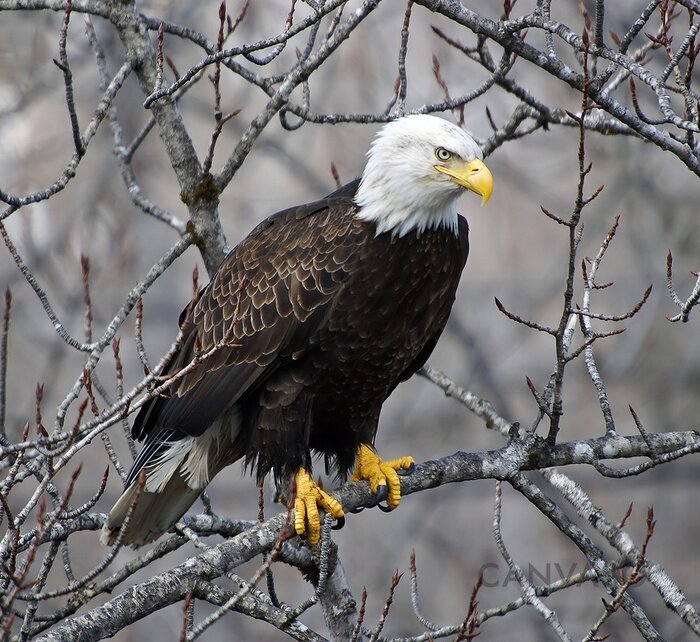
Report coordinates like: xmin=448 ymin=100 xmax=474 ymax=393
xmin=354 ymin=114 xmax=493 ymax=237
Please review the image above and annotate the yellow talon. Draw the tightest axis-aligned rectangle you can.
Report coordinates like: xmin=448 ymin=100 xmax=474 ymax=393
xmin=350 ymin=444 xmax=415 ymax=510
xmin=293 ymin=468 xmax=344 ymax=545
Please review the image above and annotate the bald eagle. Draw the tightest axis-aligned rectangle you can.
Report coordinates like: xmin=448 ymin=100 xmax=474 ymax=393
xmin=101 ymin=115 xmax=493 ymax=546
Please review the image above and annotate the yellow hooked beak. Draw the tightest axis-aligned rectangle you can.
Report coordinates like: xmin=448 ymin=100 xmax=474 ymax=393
xmin=434 ymin=158 xmax=493 ymax=206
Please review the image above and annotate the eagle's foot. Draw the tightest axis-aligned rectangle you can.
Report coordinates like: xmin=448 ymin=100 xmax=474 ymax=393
xmin=293 ymin=468 xmax=345 ymax=545
xmin=350 ymin=444 xmax=415 ymax=511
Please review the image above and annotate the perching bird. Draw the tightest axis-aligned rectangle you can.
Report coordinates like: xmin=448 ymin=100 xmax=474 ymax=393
xmin=101 ymin=114 xmax=493 ymax=547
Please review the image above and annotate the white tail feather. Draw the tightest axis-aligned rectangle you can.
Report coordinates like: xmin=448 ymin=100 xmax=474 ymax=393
xmin=100 ymin=476 xmax=201 ymax=547
xmin=182 ymin=429 xmax=218 ymax=489
xmin=145 ymin=437 xmax=194 ymax=493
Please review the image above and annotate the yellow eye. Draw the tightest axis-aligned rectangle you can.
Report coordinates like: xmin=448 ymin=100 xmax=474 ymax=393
xmin=435 ymin=147 xmax=452 ymax=162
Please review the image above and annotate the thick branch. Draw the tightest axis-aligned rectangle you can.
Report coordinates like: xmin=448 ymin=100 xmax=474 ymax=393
xmin=105 ymin=0 xmax=227 ymax=273
xmin=41 ymin=429 xmax=699 ymax=639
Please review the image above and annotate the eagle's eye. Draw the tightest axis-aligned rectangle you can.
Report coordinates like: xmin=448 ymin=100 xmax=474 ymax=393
xmin=435 ymin=147 xmax=452 ymax=162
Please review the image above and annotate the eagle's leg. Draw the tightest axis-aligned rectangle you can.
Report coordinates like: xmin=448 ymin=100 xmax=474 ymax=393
xmin=293 ymin=468 xmax=345 ymax=545
xmin=351 ymin=443 xmax=415 ymax=511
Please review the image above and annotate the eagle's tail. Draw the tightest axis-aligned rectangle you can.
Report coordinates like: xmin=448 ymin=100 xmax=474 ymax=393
xmin=100 ymin=473 xmax=201 ymax=547
xmin=101 ymin=410 xmax=243 ymax=547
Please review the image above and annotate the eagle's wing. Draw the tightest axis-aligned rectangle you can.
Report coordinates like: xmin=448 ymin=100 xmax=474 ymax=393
xmin=126 ymin=183 xmax=363 ymax=485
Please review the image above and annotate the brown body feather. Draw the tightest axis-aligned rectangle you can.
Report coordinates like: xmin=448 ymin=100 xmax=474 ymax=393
xmin=104 ymin=179 xmax=469 ymax=545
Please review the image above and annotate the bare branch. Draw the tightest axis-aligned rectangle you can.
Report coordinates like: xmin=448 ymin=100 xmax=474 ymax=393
xmin=492 ymin=481 xmax=572 ymax=640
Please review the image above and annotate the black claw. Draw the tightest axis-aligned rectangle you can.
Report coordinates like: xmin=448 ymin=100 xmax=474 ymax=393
xmin=378 ymin=502 xmax=394 ymax=513
xmin=375 ymin=484 xmax=389 ymax=503
xmin=397 ymin=462 xmax=416 ymax=476
xmin=331 ymin=515 xmax=345 ymax=530
xmin=348 ymin=505 xmax=365 ymax=514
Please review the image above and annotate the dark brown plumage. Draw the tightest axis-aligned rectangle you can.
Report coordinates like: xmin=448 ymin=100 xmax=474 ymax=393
xmin=102 ymin=115 xmax=492 ymax=546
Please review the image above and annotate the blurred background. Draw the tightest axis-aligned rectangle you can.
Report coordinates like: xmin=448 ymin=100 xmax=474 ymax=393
xmin=1 ymin=0 xmax=699 ymax=639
